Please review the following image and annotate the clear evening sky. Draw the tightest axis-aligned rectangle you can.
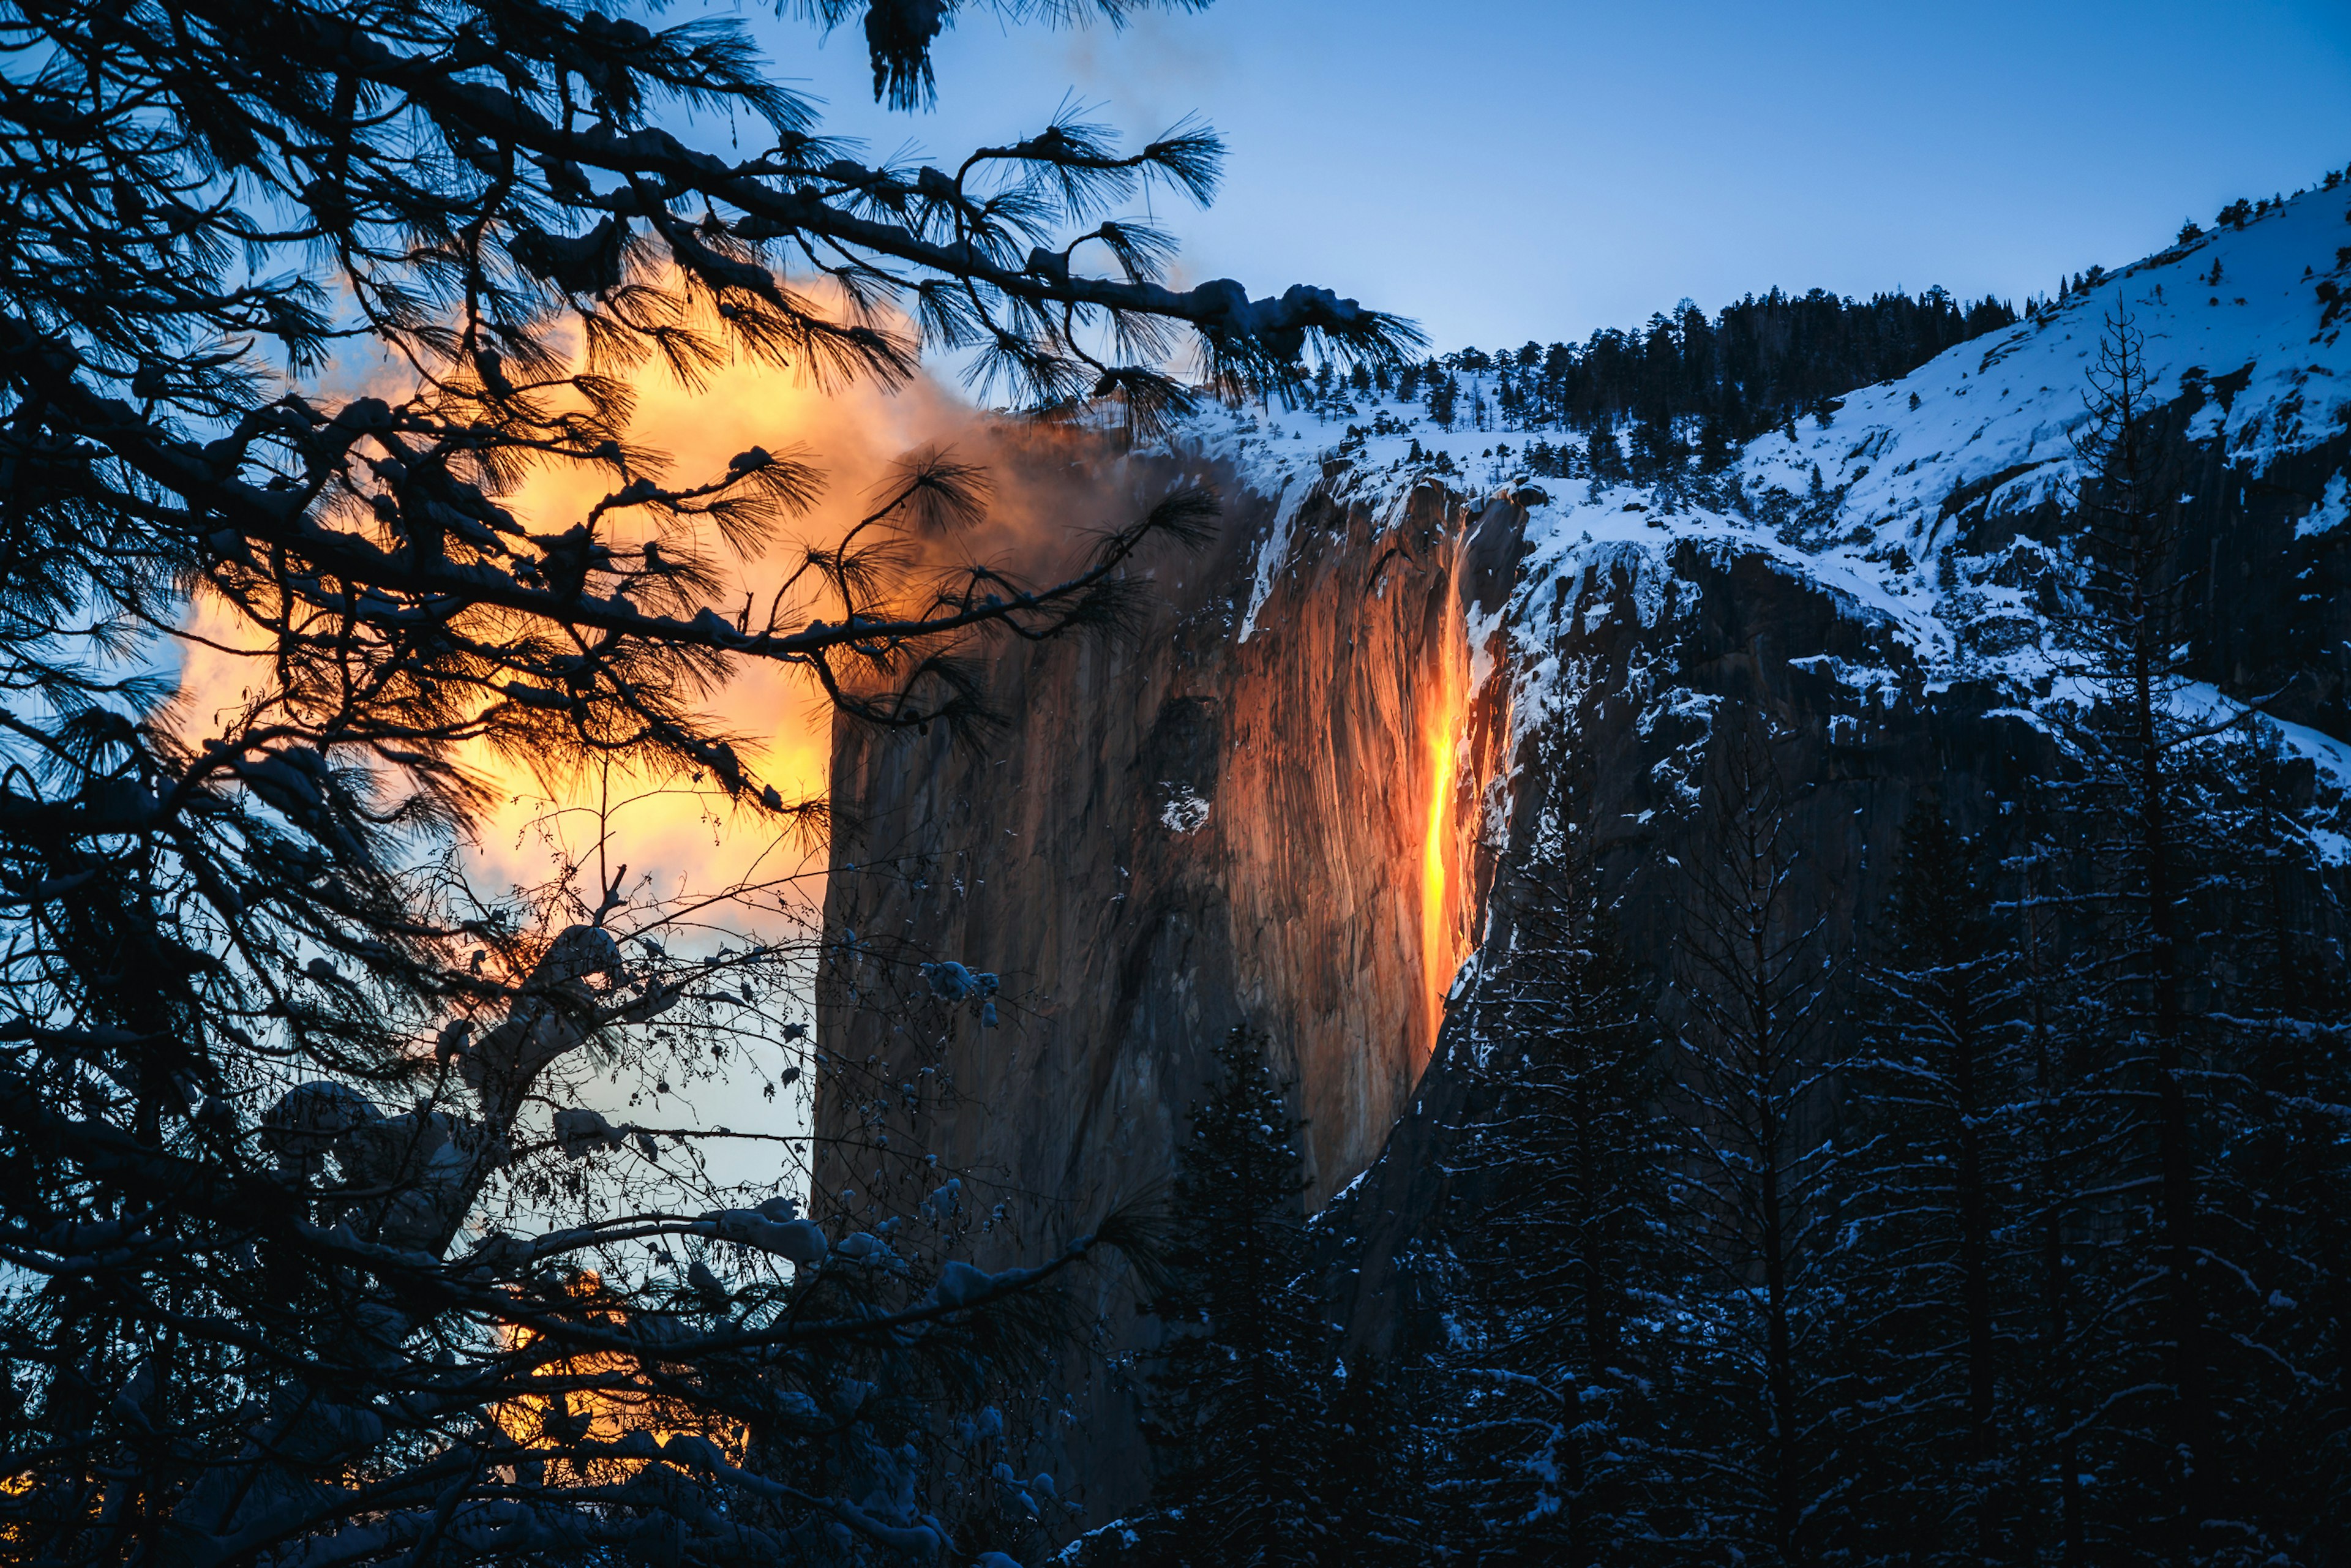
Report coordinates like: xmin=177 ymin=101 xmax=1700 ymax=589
xmin=722 ymin=1 xmax=2351 ymax=354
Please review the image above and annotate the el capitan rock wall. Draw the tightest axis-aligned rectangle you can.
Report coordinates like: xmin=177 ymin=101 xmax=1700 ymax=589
xmin=814 ymin=451 xmax=1515 ymax=1512
xmin=816 ymin=460 xmax=1511 ymax=1225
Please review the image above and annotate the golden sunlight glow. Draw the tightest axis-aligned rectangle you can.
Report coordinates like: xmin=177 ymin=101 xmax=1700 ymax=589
xmin=472 ymin=353 xmax=975 ymax=901
xmin=168 ymin=335 xmax=991 ymax=920
xmin=492 ymin=1272 xmax=745 ymax=1486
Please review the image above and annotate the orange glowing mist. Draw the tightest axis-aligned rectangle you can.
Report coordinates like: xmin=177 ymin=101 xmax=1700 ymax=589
xmin=469 ymin=349 xmax=980 ymax=904
xmin=167 ymin=332 xmax=1005 ymax=925
xmin=160 ymin=310 xmax=1134 ymax=1191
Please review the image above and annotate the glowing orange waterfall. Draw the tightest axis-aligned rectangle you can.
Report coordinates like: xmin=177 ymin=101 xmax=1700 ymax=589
xmin=1418 ymin=659 xmax=1471 ymax=1057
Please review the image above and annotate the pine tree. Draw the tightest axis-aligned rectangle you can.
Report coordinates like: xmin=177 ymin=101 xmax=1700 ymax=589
xmin=1820 ymin=807 xmax=2034 ymax=1563
xmin=1696 ymin=410 xmax=1742 ymax=471
xmin=2189 ymin=719 xmax=2351 ymax=1558
xmin=1632 ymin=407 xmax=1682 ymax=475
xmin=1663 ymin=707 xmax=1842 ymax=1567
xmin=1993 ymin=780 xmax=2125 ymax=1561
xmin=2027 ymin=304 xmax=2351 ymax=1559
xmin=2118 ymin=716 xmax=2351 ymax=1559
xmin=2050 ymin=304 xmax=2216 ymax=1554
xmin=1138 ymin=1027 xmax=1351 ymax=1568
xmin=1325 ymin=1356 xmax=1432 ymax=1567
xmin=1436 ymin=842 xmax=1674 ymax=1565
xmin=1496 ymin=367 xmax=1524 ymax=427
xmin=1586 ymin=409 xmax=1624 ymax=481
xmin=1430 ymin=372 xmax=1463 ymax=431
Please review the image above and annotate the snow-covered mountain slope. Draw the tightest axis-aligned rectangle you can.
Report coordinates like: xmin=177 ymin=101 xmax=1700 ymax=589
xmin=1777 ymin=190 xmax=2351 ymax=528
xmin=1171 ymin=181 xmax=2351 ymax=857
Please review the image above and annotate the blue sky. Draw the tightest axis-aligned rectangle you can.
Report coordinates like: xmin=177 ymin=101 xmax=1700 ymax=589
xmin=724 ymin=0 xmax=2351 ymax=353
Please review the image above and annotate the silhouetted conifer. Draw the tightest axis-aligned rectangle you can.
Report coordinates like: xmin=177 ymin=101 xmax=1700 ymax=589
xmin=1135 ymin=1028 xmax=1348 ymax=1568
xmin=1434 ymin=840 xmax=1674 ymax=1565
xmin=1820 ymin=808 xmax=2034 ymax=1564
xmin=1662 ymin=707 xmax=1843 ymax=1566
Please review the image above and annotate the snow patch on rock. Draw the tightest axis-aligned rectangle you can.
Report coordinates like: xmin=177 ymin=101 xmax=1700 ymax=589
xmin=1159 ymin=786 xmax=1212 ymax=835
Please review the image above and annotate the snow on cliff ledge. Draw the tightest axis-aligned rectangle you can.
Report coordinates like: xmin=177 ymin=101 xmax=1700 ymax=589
xmin=1160 ymin=182 xmax=2351 ymax=841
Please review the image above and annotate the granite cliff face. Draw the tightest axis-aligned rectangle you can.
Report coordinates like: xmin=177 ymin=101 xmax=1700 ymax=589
xmin=814 ymin=445 xmax=1524 ymax=1509
xmin=817 ymin=184 xmax=2351 ymax=1514
xmin=817 ymin=461 xmax=1511 ymax=1221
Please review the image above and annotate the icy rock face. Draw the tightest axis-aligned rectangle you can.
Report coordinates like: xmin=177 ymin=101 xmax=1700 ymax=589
xmin=1327 ymin=528 xmax=2066 ymax=1360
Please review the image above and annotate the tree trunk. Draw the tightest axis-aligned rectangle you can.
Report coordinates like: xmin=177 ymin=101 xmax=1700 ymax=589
xmin=1761 ymin=1146 xmax=1803 ymax=1567
xmin=1954 ymin=1017 xmax=2000 ymax=1548
xmin=2134 ymin=560 xmax=2205 ymax=1555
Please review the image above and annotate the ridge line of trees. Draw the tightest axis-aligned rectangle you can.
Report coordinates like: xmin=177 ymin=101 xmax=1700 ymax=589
xmin=1299 ymin=285 xmax=2021 ymax=476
